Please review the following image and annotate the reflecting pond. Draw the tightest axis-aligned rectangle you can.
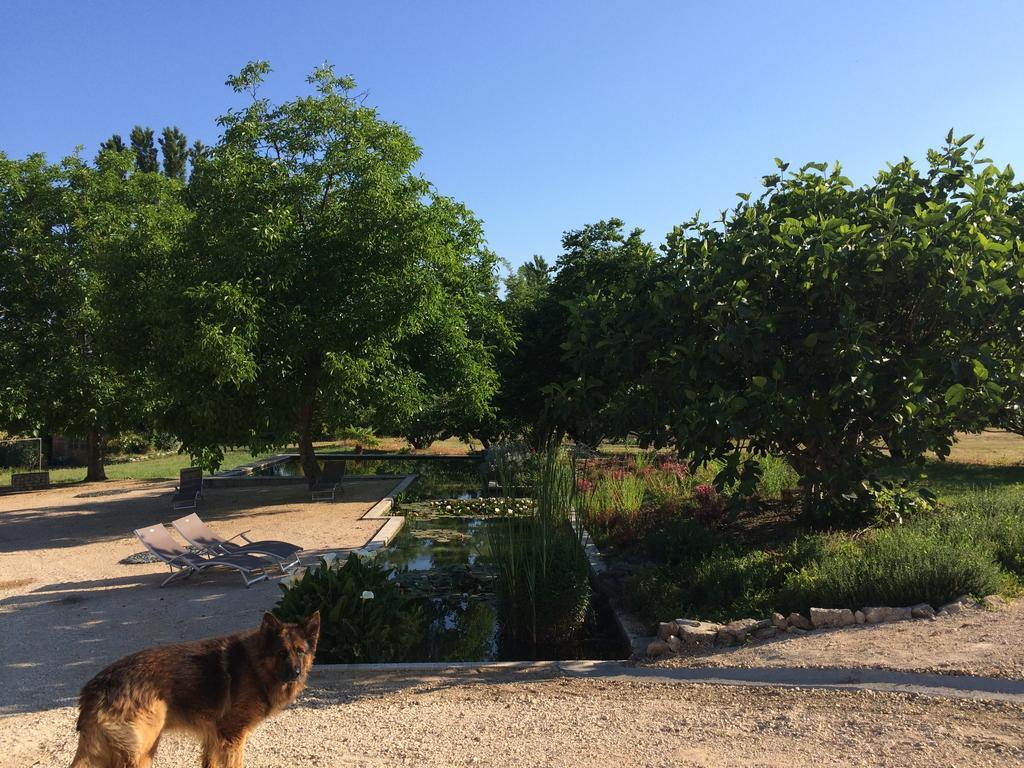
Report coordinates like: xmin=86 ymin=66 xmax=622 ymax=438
xmin=376 ymin=514 xmax=628 ymax=662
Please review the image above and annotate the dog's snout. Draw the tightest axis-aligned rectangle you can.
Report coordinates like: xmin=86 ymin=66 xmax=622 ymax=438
xmin=291 ymin=665 xmax=301 ymax=679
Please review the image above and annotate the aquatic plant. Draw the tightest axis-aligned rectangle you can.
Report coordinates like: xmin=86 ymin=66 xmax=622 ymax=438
xmin=275 ymin=553 xmax=425 ymax=663
xmin=417 ymin=496 xmax=535 ymax=517
xmin=487 ymin=447 xmax=591 ymax=652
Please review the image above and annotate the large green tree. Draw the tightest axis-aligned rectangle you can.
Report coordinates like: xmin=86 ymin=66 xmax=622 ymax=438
xmin=496 ymin=221 xmax=657 ymax=448
xmin=382 ymin=238 xmax=512 ymax=449
xmin=0 ymin=149 xmax=187 ymax=480
xmin=162 ymin=62 xmax=504 ymax=478
xmin=561 ymin=134 xmax=1024 ymax=519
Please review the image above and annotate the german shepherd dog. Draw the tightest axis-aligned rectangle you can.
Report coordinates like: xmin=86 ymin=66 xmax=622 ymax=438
xmin=70 ymin=611 xmax=320 ymax=768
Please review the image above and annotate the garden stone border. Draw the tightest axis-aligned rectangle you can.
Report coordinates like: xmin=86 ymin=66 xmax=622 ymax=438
xmin=575 ymin=521 xmax=652 ymax=657
xmin=646 ymin=594 xmax=1007 ymax=659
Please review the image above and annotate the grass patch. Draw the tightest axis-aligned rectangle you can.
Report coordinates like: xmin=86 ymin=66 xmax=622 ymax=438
xmin=912 ymin=461 xmax=1024 ymax=500
xmin=1 ymin=449 xmax=272 ymax=487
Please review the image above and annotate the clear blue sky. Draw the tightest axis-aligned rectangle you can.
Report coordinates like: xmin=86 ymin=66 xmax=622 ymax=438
xmin=2 ymin=1 xmax=1022 ymax=269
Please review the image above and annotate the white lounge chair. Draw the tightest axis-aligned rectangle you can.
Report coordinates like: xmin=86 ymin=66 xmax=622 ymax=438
xmin=172 ymin=513 xmax=301 ymax=572
xmin=134 ymin=524 xmax=269 ymax=587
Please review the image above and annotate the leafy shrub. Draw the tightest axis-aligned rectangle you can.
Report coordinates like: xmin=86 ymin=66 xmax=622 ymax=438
xmin=105 ymin=432 xmax=150 ymax=455
xmin=150 ymin=431 xmax=177 ymax=451
xmin=335 ymin=425 xmax=381 ymax=448
xmin=779 ymin=526 xmax=1002 ymax=613
xmin=867 ymin=481 xmax=936 ymax=527
xmin=641 ymin=516 xmax=725 ymax=567
xmin=275 ymin=554 xmax=425 ymax=663
xmin=622 ymin=566 xmax=686 ymax=625
xmin=683 ymin=548 xmax=790 ymax=621
xmin=0 ymin=442 xmax=38 ymax=469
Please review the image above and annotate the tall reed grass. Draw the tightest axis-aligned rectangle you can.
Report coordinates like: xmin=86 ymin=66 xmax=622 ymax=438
xmin=487 ymin=448 xmax=591 ymax=651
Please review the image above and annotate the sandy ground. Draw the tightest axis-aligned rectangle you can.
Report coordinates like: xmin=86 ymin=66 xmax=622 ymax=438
xmin=0 ymin=478 xmax=399 ymax=716
xmin=650 ymin=600 xmax=1024 ymax=680
xmin=3 ymin=478 xmax=1024 ymax=767
xmin=7 ymin=676 xmax=1023 ymax=768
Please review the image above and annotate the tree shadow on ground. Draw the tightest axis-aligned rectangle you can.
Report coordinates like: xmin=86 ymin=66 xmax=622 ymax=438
xmin=916 ymin=461 xmax=1024 ymax=495
xmin=0 ymin=480 xmax=396 ymax=554
xmin=0 ymin=570 xmax=288 ymax=715
xmin=0 ymin=567 xmax=548 ymax=717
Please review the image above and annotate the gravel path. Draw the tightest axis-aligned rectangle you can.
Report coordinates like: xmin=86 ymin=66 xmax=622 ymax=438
xmin=650 ymin=600 xmax=1024 ymax=680
xmin=0 ymin=479 xmax=400 ymax=715
xmin=8 ymin=677 xmax=1023 ymax=767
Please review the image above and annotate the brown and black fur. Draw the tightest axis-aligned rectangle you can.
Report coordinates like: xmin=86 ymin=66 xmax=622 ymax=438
xmin=70 ymin=611 xmax=320 ymax=768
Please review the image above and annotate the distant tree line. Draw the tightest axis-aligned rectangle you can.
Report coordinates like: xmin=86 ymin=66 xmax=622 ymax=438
xmin=98 ymin=125 xmax=202 ymax=180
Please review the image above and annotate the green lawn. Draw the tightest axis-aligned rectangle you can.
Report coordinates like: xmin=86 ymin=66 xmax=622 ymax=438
xmin=916 ymin=459 xmax=1024 ymax=501
xmin=1 ymin=448 xmax=272 ymax=488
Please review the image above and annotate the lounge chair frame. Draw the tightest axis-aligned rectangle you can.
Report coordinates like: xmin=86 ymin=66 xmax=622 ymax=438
xmin=171 ymin=513 xmax=301 ymax=572
xmin=134 ymin=525 xmax=269 ymax=587
xmin=172 ymin=467 xmax=204 ymax=510
xmin=311 ymin=459 xmax=346 ymax=502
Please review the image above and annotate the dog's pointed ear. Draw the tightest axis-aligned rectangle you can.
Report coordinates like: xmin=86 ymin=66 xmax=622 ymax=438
xmin=261 ymin=612 xmax=283 ymax=634
xmin=303 ymin=611 xmax=321 ymax=645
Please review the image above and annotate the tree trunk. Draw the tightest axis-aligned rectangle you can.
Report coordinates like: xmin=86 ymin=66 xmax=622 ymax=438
xmin=85 ymin=431 xmax=107 ymax=482
xmin=298 ymin=398 xmax=319 ymax=488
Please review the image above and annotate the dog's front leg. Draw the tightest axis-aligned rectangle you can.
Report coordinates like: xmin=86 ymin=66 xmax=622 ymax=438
xmin=223 ymin=733 xmax=250 ymax=768
xmin=200 ymin=730 xmax=224 ymax=768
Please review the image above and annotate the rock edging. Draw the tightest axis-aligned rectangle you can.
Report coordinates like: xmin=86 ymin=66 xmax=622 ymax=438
xmin=647 ymin=594 xmax=1003 ymax=658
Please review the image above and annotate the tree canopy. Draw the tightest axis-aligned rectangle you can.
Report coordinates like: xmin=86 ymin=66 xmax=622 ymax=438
xmin=558 ymin=134 xmax=1024 ymax=518
xmin=161 ymin=62 xmax=506 ymax=478
xmin=0 ymin=149 xmax=188 ymax=479
xmin=159 ymin=126 xmax=189 ymax=180
xmin=130 ymin=126 xmax=159 ymax=173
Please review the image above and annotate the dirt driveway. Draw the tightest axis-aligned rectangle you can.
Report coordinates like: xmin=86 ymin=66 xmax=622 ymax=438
xmin=0 ymin=478 xmax=398 ymax=716
xmin=3 ymin=479 xmax=1024 ymax=767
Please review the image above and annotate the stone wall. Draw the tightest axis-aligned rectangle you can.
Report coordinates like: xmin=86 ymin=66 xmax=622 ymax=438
xmin=11 ymin=471 xmax=50 ymax=491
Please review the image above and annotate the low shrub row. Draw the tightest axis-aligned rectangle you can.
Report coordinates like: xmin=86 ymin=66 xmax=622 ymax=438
xmin=621 ymin=489 xmax=1024 ymax=625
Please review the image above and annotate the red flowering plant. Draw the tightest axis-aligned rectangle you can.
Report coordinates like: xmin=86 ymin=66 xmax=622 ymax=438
xmin=691 ymin=483 xmax=726 ymax=524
